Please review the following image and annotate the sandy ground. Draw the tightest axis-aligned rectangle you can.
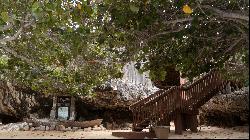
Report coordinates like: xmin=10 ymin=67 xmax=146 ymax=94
xmin=0 ymin=124 xmax=248 ymax=139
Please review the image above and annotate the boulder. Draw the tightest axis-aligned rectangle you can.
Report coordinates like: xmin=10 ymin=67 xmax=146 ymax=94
xmin=199 ymin=87 xmax=249 ymax=127
xmin=84 ymin=127 xmax=92 ymax=132
xmin=0 ymin=81 xmax=37 ymax=118
xmin=23 ymin=125 xmax=29 ymax=131
xmin=72 ymin=127 xmax=79 ymax=131
xmin=99 ymin=124 xmax=106 ymax=130
xmin=0 ymin=81 xmax=52 ymax=122
xmin=92 ymin=126 xmax=102 ymax=131
xmin=106 ymin=122 xmax=113 ymax=130
xmin=65 ymin=127 xmax=72 ymax=131
xmin=39 ymin=125 xmax=46 ymax=131
xmin=56 ymin=125 xmax=65 ymax=131
xmin=93 ymin=125 xmax=98 ymax=128
xmin=50 ymin=125 xmax=55 ymax=130
xmin=45 ymin=126 xmax=50 ymax=131
xmin=34 ymin=126 xmax=40 ymax=131
xmin=29 ymin=127 xmax=35 ymax=131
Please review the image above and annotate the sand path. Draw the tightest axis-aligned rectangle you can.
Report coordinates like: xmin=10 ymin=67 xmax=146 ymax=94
xmin=0 ymin=125 xmax=248 ymax=139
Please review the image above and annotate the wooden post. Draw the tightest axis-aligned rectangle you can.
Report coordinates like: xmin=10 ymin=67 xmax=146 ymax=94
xmin=174 ymin=110 xmax=183 ymax=135
xmin=174 ymin=86 xmax=183 ymax=135
xmin=189 ymin=114 xmax=198 ymax=132
xmin=190 ymin=109 xmax=199 ymax=132
xmin=182 ymin=114 xmax=187 ymax=131
xmin=69 ymin=96 xmax=76 ymax=120
xmin=50 ymin=96 xmax=57 ymax=120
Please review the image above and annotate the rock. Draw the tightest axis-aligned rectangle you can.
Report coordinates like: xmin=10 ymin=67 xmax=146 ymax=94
xmin=93 ymin=125 xmax=98 ymax=128
xmin=0 ymin=122 xmax=29 ymax=131
xmin=50 ymin=125 xmax=55 ymax=130
xmin=34 ymin=126 xmax=40 ymax=131
xmin=57 ymin=125 xmax=65 ymax=131
xmin=92 ymin=127 xmax=102 ymax=131
xmin=126 ymin=123 xmax=133 ymax=128
xmin=100 ymin=125 xmax=106 ymax=130
xmin=199 ymin=87 xmax=249 ymax=127
xmin=23 ymin=125 xmax=29 ymax=131
xmin=39 ymin=125 xmax=46 ymax=131
xmin=0 ymin=81 xmax=45 ymax=119
xmin=45 ymin=126 xmax=50 ymax=131
xmin=77 ymin=129 xmax=83 ymax=131
xmin=30 ymin=113 xmax=39 ymax=119
xmin=72 ymin=127 xmax=79 ymax=131
xmin=19 ymin=127 xmax=25 ymax=131
xmin=106 ymin=122 xmax=113 ymax=130
xmin=84 ymin=127 xmax=92 ymax=132
xmin=30 ymin=127 xmax=35 ymax=131
xmin=65 ymin=127 xmax=72 ymax=131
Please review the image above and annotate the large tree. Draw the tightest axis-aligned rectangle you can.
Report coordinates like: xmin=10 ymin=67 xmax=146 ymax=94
xmin=0 ymin=0 xmax=249 ymax=96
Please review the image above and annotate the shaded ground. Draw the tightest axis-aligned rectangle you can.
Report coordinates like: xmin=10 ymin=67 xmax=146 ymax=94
xmin=0 ymin=123 xmax=248 ymax=139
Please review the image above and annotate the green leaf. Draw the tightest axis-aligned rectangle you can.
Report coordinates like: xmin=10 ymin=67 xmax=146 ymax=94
xmin=1 ymin=12 xmax=9 ymax=22
xmin=85 ymin=6 xmax=93 ymax=16
xmin=176 ymin=0 xmax=185 ymax=8
xmin=32 ymin=2 xmax=40 ymax=12
xmin=130 ymin=5 xmax=139 ymax=13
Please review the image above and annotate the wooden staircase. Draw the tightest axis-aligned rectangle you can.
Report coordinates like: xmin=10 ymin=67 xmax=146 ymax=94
xmin=129 ymin=69 xmax=227 ymax=134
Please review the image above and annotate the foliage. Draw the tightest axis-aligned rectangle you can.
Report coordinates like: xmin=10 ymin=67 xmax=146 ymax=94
xmin=0 ymin=0 xmax=123 ymax=95
xmin=0 ymin=0 xmax=249 ymax=95
xmin=99 ymin=0 xmax=249 ymax=84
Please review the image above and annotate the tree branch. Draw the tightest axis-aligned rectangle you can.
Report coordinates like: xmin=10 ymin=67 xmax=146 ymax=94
xmin=147 ymin=26 xmax=185 ymax=41
xmin=0 ymin=22 xmax=33 ymax=43
xmin=0 ymin=44 xmax=35 ymax=67
xmin=163 ymin=18 xmax=194 ymax=25
xmin=223 ymin=38 xmax=244 ymax=55
xmin=201 ymin=5 xmax=249 ymax=21
xmin=0 ymin=23 xmax=13 ymax=32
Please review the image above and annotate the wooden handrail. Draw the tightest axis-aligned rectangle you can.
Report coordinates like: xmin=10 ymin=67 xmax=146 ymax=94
xmin=181 ymin=69 xmax=217 ymax=90
xmin=130 ymin=69 xmax=216 ymax=109
xmin=129 ymin=88 xmax=169 ymax=110
xmin=130 ymin=69 xmax=226 ymax=131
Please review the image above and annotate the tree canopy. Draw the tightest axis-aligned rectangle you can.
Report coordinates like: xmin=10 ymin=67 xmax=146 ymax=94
xmin=0 ymin=0 xmax=249 ymax=95
xmin=100 ymin=0 xmax=249 ymax=83
xmin=0 ymin=0 xmax=124 ymax=95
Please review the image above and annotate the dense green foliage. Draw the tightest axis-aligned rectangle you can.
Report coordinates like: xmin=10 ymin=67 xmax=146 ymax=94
xmin=100 ymin=0 xmax=249 ymax=83
xmin=0 ymin=0 xmax=123 ymax=95
xmin=0 ymin=0 xmax=249 ymax=95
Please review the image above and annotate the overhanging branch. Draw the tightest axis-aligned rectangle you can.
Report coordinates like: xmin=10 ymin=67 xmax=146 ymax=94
xmin=0 ymin=21 xmax=33 ymax=43
xmin=201 ymin=5 xmax=249 ymax=21
xmin=0 ymin=23 xmax=13 ymax=32
xmin=0 ymin=44 xmax=35 ymax=67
